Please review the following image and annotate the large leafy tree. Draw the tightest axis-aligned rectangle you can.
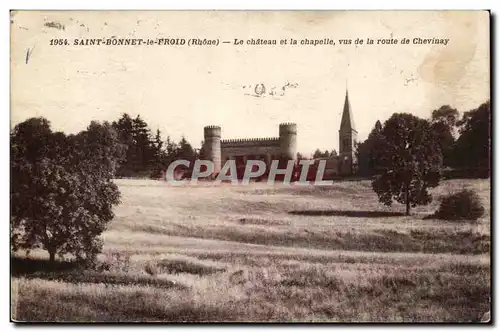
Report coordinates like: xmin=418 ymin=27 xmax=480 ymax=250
xmin=430 ymin=105 xmax=459 ymax=168
xmin=371 ymin=113 xmax=442 ymax=215
xmin=356 ymin=120 xmax=383 ymax=176
xmin=431 ymin=105 xmax=459 ymax=129
xmin=453 ymin=101 xmax=490 ymax=173
xmin=11 ymin=118 xmax=123 ymax=263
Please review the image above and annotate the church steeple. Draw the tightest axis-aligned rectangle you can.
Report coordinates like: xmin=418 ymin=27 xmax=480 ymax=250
xmin=340 ymin=89 xmax=356 ymax=132
xmin=338 ymin=88 xmax=358 ymax=175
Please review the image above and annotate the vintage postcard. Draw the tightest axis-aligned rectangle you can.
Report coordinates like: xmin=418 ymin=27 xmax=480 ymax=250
xmin=10 ymin=10 xmax=491 ymax=323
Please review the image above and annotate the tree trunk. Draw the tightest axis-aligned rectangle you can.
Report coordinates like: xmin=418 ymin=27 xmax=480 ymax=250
xmin=405 ymin=187 xmax=411 ymax=216
xmin=48 ymin=249 xmax=56 ymax=263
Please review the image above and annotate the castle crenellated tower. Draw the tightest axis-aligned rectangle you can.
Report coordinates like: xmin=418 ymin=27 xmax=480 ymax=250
xmin=279 ymin=122 xmax=297 ymax=160
xmin=203 ymin=125 xmax=222 ymax=174
xmin=338 ymin=89 xmax=358 ymax=175
xmin=201 ymin=123 xmax=297 ymax=175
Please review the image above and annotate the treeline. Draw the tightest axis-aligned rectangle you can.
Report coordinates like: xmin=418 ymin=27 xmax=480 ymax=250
xmin=356 ymin=101 xmax=491 ymax=178
xmin=312 ymin=149 xmax=338 ymax=159
xmin=111 ymin=113 xmax=198 ymax=178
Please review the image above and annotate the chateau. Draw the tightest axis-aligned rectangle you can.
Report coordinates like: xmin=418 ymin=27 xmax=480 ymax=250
xmin=203 ymin=90 xmax=358 ymax=176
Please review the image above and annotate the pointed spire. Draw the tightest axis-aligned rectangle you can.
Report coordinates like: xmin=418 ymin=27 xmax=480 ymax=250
xmin=340 ymin=89 xmax=356 ymax=132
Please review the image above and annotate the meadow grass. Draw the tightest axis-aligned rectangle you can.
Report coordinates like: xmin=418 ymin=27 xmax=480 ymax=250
xmin=11 ymin=178 xmax=491 ymax=322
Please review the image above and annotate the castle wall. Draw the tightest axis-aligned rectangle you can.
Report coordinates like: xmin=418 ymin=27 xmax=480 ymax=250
xmin=215 ymin=123 xmax=297 ymax=171
xmin=220 ymin=138 xmax=280 ymax=166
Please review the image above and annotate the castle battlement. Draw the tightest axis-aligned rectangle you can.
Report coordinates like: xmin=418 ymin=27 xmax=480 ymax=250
xmin=221 ymin=137 xmax=280 ymax=147
xmin=204 ymin=125 xmax=221 ymax=129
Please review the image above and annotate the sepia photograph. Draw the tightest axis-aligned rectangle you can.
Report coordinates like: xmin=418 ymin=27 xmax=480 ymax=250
xmin=10 ymin=10 xmax=491 ymax=323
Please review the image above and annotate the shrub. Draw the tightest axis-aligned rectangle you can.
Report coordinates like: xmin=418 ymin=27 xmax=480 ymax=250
xmin=144 ymin=261 xmax=158 ymax=276
xmin=434 ymin=189 xmax=485 ymax=221
xmin=156 ymin=259 xmax=225 ymax=276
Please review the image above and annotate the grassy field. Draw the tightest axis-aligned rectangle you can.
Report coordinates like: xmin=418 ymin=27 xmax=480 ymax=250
xmin=11 ymin=178 xmax=491 ymax=322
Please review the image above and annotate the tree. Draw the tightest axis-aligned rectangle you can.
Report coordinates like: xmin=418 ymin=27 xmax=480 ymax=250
xmin=112 ymin=113 xmax=134 ymax=176
xmin=431 ymin=105 xmax=459 ymax=129
xmin=150 ymin=128 xmax=167 ymax=178
xmin=431 ymin=105 xmax=459 ymax=167
xmin=313 ymin=149 xmax=330 ymax=159
xmin=131 ymin=115 xmax=154 ymax=173
xmin=11 ymin=118 xmax=122 ymax=263
xmin=453 ymin=101 xmax=490 ymax=173
xmin=76 ymin=121 xmax=126 ymax=177
xmin=165 ymin=136 xmax=177 ymax=156
xmin=356 ymin=120 xmax=383 ymax=176
xmin=312 ymin=149 xmax=322 ymax=159
xmin=152 ymin=129 xmax=164 ymax=160
xmin=371 ymin=114 xmax=442 ymax=215
xmin=176 ymin=136 xmax=196 ymax=160
xmin=11 ymin=118 xmax=57 ymax=256
xmin=163 ymin=136 xmax=179 ymax=166
xmin=112 ymin=113 xmax=165 ymax=177
xmin=197 ymin=140 xmax=205 ymax=159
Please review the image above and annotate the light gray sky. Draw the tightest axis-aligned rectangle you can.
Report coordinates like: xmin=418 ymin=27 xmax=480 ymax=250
xmin=11 ymin=11 xmax=490 ymax=154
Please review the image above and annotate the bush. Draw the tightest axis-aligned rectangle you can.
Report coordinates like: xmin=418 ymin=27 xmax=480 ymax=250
xmin=434 ymin=189 xmax=485 ymax=221
xmin=156 ymin=259 xmax=225 ymax=276
xmin=144 ymin=261 xmax=158 ymax=276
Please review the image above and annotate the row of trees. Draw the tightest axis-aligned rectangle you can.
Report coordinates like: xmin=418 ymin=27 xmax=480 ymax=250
xmin=111 ymin=113 xmax=197 ymax=178
xmin=357 ymin=101 xmax=491 ymax=177
xmin=110 ymin=100 xmax=491 ymax=181
xmin=312 ymin=149 xmax=338 ymax=159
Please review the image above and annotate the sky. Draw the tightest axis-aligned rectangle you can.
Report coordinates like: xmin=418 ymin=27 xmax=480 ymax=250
xmin=10 ymin=11 xmax=490 ymax=155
